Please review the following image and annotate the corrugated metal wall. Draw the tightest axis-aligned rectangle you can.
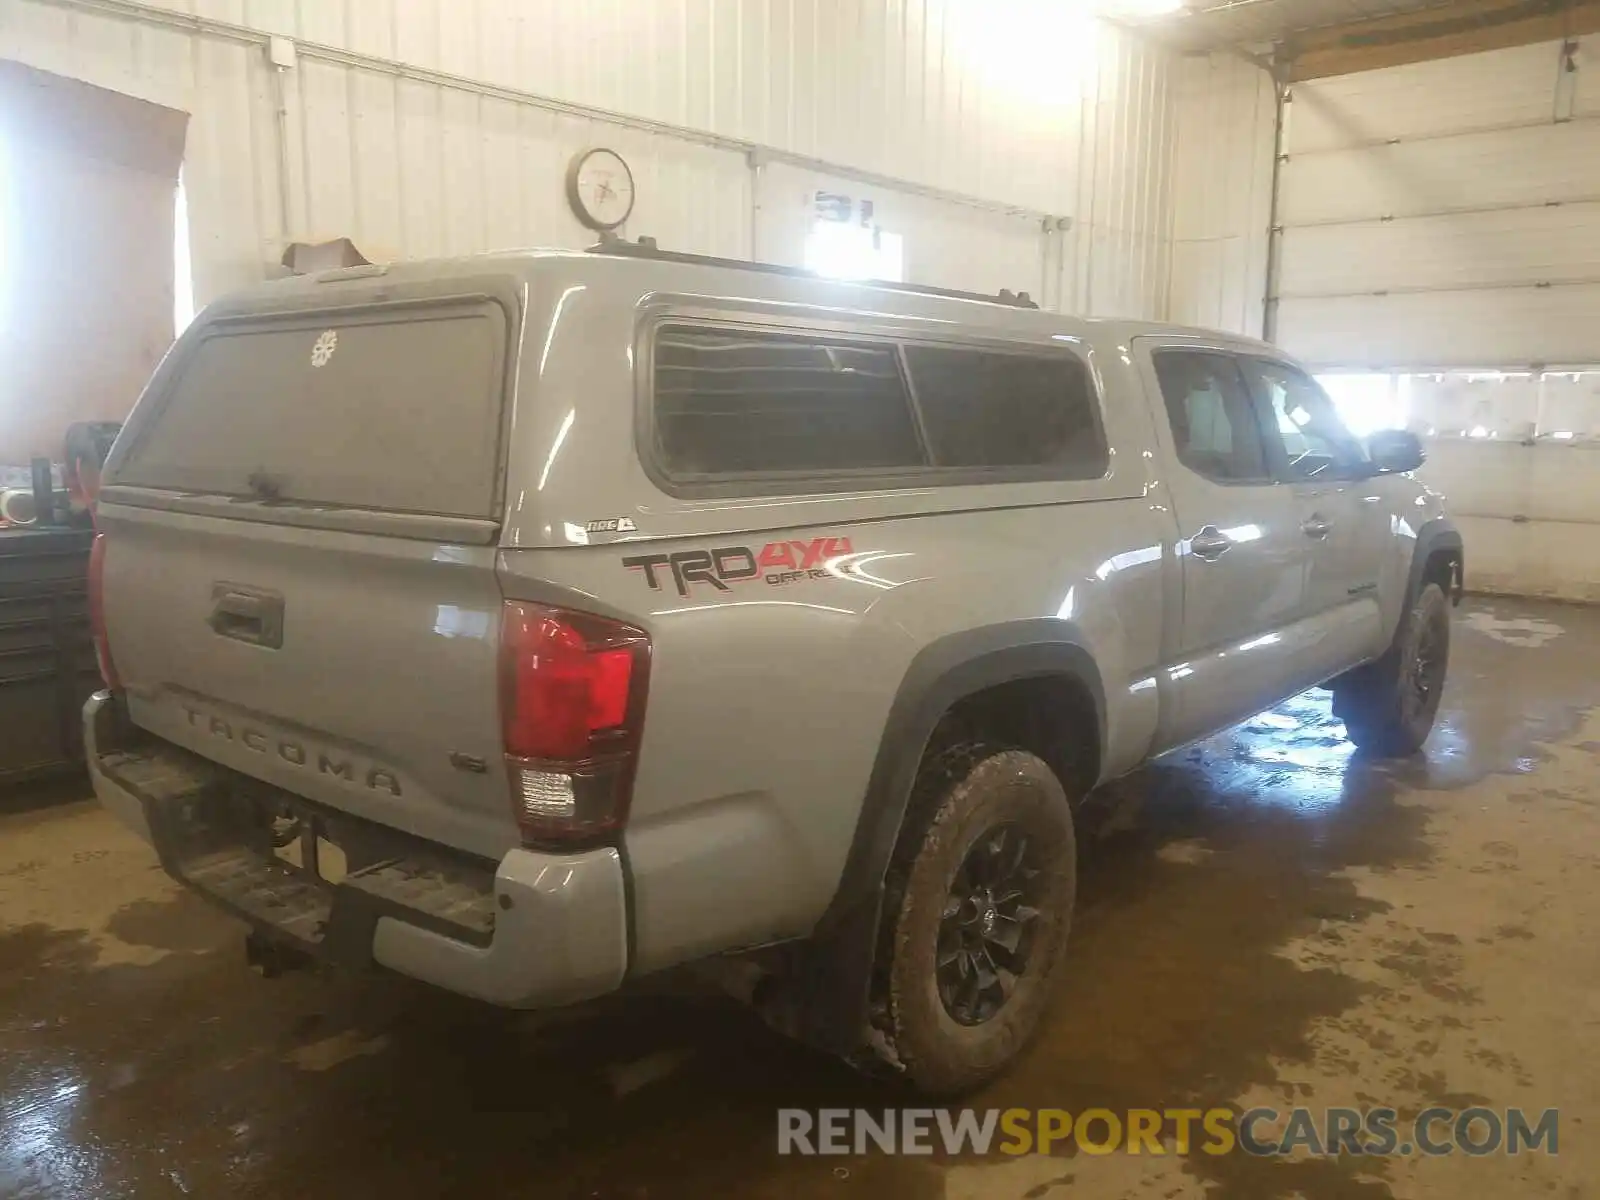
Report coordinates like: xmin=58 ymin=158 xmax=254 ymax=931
xmin=1068 ymin=27 xmax=1178 ymax=319
xmin=1 ymin=0 xmax=1179 ymax=319
xmin=1167 ymin=52 xmax=1275 ymax=336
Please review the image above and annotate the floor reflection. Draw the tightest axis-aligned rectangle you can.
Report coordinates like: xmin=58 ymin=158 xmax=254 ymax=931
xmin=2 ymin=599 xmax=1599 ymax=1200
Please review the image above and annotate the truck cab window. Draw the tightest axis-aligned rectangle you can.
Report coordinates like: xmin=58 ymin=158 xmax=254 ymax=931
xmin=1242 ymin=359 xmax=1370 ymax=481
xmin=1152 ymin=351 xmax=1270 ymax=483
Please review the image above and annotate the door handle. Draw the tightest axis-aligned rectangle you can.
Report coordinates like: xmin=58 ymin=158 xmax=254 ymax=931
xmin=1189 ymin=526 xmax=1232 ymax=561
xmin=209 ymin=584 xmax=285 ymax=649
xmin=1301 ymin=514 xmax=1333 ymax=539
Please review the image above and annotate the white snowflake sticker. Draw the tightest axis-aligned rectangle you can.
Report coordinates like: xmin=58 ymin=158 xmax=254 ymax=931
xmin=310 ymin=330 xmax=338 ymax=367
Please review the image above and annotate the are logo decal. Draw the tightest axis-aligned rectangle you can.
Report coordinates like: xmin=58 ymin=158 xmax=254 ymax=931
xmin=624 ymin=536 xmax=855 ymax=597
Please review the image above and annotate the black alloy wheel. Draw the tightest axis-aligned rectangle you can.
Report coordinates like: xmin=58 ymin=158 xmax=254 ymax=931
xmin=936 ymin=823 xmax=1045 ymax=1026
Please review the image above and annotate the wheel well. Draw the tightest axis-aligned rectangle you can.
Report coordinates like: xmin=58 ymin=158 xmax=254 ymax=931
xmin=1422 ymin=546 xmax=1463 ymax=602
xmin=930 ymin=673 xmax=1101 ymax=799
xmin=781 ymin=652 xmax=1105 ymax=1061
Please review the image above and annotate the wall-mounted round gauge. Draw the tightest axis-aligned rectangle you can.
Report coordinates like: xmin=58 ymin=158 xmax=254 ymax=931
xmin=566 ymin=148 xmax=636 ymax=231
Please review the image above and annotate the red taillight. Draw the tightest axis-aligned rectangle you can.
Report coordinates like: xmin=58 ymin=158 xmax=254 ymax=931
xmin=88 ymin=533 xmax=121 ymax=691
xmin=499 ymin=602 xmax=650 ymax=847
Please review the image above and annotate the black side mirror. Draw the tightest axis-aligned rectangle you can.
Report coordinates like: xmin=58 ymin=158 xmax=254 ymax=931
xmin=1367 ymin=429 xmax=1425 ymax=474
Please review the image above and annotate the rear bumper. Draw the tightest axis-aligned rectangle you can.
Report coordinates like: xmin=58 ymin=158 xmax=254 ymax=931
xmin=87 ymin=693 xmax=155 ymax=841
xmin=83 ymin=691 xmax=627 ymax=1009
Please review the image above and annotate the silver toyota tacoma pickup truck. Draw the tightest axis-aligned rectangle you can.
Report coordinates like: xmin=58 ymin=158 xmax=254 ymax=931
xmin=85 ymin=241 xmax=1462 ymax=1093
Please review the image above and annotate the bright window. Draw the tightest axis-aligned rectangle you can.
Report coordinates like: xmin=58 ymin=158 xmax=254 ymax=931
xmin=804 ymin=220 xmax=904 ymax=283
xmin=1315 ymin=373 xmax=1407 ymax=438
xmin=1312 ymin=367 xmax=1600 ymax=441
xmin=173 ymin=169 xmax=194 ymax=335
xmin=0 ymin=126 xmax=9 ymax=331
xmin=1248 ymin=359 xmax=1369 ymax=479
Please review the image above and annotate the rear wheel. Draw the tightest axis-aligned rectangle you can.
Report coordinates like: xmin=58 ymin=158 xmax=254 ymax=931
xmin=1334 ymin=581 xmax=1451 ymax=756
xmin=879 ymin=745 xmax=1076 ymax=1095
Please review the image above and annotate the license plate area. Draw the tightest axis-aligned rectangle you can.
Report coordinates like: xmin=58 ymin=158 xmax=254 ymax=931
xmin=99 ymin=733 xmax=499 ymax=952
xmin=268 ymin=805 xmax=351 ymax=886
xmin=203 ymin=785 xmax=498 ymax=948
xmin=231 ymin=783 xmax=404 ymax=889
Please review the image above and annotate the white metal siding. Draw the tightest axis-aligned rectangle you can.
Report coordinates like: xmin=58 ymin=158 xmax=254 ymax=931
xmin=1068 ymin=29 xmax=1179 ymax=319
xmin=285 ymin=68 xmax=755 ymax=263
xmin=1166 ymin=52 xmax=1276 ymax=335
xmin=121 ymin=0 xmax=1080 ymax=213
xmin=1 ymin=0 xmax=1182 ymax=317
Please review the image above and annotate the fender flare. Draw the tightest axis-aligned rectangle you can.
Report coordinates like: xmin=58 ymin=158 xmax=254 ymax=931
xmin=1406 ymin=518 xmax=1464 ymax=617
xmin=789 ymin=620 xmax=1106 ymax=1057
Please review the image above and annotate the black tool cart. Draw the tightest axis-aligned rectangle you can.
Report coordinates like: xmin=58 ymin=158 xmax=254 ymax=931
xmin=0 ymin=523 xmax=100 ymax=784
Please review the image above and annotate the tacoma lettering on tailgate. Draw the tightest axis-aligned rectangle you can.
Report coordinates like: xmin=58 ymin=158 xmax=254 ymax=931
xmin=182 ymin=706 xmax=402 ymax=796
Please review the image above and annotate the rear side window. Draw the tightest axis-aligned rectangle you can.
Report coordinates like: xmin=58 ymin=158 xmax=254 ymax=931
xmin=650 ymin=323 xmax=1106 ymax=488
xmin=903 ymin=345 xmax=1106 ymax=475
xmin=116 ymin=304 xmax=507 ymax=517
xmin=652 ymin=325 xmax=923 ymax=478
xmin=1152 ymin=351 xmax=1271 ymax=483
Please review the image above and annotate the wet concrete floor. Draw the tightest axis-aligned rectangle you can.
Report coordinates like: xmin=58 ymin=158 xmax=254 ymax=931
xmin=1 ymin=597 xmax=1596 ymax=1199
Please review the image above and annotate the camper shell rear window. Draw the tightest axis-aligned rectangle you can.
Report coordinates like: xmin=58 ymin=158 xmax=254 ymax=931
xmin=116 ymin=299 xmax=509 ymax=519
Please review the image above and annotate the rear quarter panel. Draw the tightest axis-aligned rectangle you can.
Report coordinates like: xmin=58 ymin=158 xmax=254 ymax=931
xmin=502 ymin=270 xmax=1176 ymax=972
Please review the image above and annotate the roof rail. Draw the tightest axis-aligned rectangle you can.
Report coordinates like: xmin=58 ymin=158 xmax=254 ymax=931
xmin=586 ymin=235 xmax=1040 ymax=309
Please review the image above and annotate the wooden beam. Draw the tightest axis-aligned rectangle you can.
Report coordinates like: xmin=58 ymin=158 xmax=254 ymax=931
xmin=1288 ymin=0 xmax=1600 ymax=81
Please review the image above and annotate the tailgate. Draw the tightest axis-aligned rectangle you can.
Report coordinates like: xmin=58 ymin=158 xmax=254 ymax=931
xmin=97 ymin=291 xmax=520 ymax=859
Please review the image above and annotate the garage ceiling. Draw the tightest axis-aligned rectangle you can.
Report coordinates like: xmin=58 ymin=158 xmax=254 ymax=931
xmin=1145 ymin=0 xmax=1459 ymax=52
xmin=1136 ymin=0 xmax=1600 ymax=62
xmin=1154 ymin=0 xmax=1459 ymax=51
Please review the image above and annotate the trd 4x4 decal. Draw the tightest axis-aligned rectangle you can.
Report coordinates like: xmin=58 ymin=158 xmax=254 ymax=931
xmin=624 ymin=537 xmax=855 ymax=597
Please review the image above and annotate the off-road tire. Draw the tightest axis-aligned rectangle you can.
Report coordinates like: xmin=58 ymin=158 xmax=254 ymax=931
xmin=1333 ymin=581 xmax=1451 ymax=756
xmin=880 ymin=744 xmax=1077 ymax=1095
